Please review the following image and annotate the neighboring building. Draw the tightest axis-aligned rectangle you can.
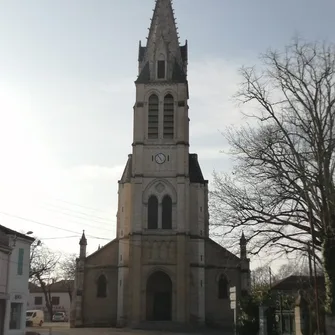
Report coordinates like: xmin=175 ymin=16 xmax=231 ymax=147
xmin=271 ymin=275 xmax=326 ymax=334
xmin=271 ymin=275 xmax=325 ymax=294
xmin=71 ymin=0 xmax=251 ymax=330
xmin=28 ymin=280 xmax=73 ymax=321
xmin=0 ymin=231 xmax=11 ymax=335
xmin=0 ymin=225 xmax=34 ymax=335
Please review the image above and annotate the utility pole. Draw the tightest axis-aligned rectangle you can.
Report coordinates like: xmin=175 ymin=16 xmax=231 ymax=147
xmin=269 ymin=267 xmax=272 ymax=288
xmin=307 ymin=242 xmax=314 ymax=334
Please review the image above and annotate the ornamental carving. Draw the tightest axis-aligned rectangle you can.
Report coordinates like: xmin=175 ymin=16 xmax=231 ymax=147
xmin=155 ymin=183 xmax=165 ymax=193
xmin=142 ymin=240 xmax=176 ymax=263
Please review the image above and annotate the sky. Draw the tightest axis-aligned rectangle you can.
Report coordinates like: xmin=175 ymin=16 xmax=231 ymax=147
xmin=0 ymin=0 xmax=334 ymax=270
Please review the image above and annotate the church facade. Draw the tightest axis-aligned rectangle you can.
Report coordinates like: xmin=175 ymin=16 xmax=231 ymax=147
xmin=71 ymin=0 xmax=250 ymax=330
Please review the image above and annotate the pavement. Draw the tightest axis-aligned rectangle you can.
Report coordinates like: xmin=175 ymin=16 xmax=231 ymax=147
xmin=26 ymin=322 xmax=233 ymax=335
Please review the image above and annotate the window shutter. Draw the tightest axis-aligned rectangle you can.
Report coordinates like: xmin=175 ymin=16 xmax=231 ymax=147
xmin=17 ymin=248 xmax=24 ymax=275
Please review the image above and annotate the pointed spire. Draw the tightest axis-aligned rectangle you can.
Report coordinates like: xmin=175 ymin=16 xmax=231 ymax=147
xmin=240 ymin=231 xmax=246 ymax=244
xmin=79 ymin=230 xmax=87 ymax=246
xmin=136 ymin=0 xmax=188 ymax=83
xmin=146 ymin=0 xmax=182 ymax=60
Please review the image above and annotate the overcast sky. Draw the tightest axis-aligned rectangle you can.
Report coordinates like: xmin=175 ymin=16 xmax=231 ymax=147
xmin=0 ymin=0 xmax=334 ymax=269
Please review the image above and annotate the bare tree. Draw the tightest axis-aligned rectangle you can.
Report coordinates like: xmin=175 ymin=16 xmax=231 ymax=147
xmin=210 ymin=39 xmax=335 ymax=316
xmin=251 ymin=264 xmax=273 ymax=288
xmin=58 ymin=253 xmax=76 ymax=302
xmin=29 ymin=240 xmax=61 ymax=320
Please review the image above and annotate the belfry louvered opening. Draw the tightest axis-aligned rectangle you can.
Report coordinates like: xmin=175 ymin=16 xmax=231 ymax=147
xmin=163 ymin=94 xmax=174 ymax=139
xmin=148 ymin=94 xmax=159 ymax=139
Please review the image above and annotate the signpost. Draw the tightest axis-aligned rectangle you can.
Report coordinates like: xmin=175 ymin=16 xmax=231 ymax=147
xmin=229 ymin=286 xmax=237 ymax=335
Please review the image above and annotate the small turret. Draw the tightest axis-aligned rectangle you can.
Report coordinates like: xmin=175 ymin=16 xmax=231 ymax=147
xmin=239 ymin=231 xmax=251 ymax=293
xmin=79 ymin=230 xmax=87 ymax=259
xmin=240 ymin=231 xmax=247 ymax=259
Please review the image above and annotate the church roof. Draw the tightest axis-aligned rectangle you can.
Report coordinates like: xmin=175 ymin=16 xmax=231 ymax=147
xmin=136 ymin=0 xmax=188 ymax=84
xmin=119 ymin=154 xmax=132 ymax=183
xmin=189 ymin=154 xmax=208 ymax=184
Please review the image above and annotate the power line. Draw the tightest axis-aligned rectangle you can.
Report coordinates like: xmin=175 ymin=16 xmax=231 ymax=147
xmin=0 ymin=181 xmax=114 ymax=215
xmin=39 ymin=236 xmax=79 ymax=240
xmin=53 ymin=198 xmax=110 ymax=214
xmin=0 ymin=211 xmax=112 ymax=241
xmin=42 ymin=202 xmax=116 ymax=224
xmin=37 ymin=206 xmax=116 ymax=233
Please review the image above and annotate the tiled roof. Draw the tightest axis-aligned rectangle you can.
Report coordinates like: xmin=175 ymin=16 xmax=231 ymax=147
xmin=0 ymin=224 xmax=35 ymax=242
xmin=29 ymin=280 xmax=74 ymax=293
xmin=135 ymin=62 xmax=150 ymax=84
xmin=119 ymin=154 xmax=207 ymax=185
xmin=189 ymin=154 xmax=208 ymax=184
xmin=271 ymin=275 xmax=325 ymax=291
xmin=119 ymin=155 xmax=132 ymax=184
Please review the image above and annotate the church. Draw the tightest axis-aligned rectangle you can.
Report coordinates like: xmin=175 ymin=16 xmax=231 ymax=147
xmin=71 ymin=0 xmax=250 ymax=330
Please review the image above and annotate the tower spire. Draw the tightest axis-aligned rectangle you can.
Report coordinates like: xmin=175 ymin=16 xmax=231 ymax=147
xmin=147 ymin=0 xmax=181 ymax=57
xmin=79 ymin=230 xmax=87 ymax=259
xmin=136 ymin=0 xmax=188 ymax=84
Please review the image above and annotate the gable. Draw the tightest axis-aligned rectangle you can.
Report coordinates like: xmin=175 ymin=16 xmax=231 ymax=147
xmin=205 ymin=238 xmax=241 ymax=268
xmin=86 ymin=239 xmax=119 ymax=267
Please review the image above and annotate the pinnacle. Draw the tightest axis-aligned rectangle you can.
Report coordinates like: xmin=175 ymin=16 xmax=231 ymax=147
xmin=79 ymin=230 xmax=87 ymax=246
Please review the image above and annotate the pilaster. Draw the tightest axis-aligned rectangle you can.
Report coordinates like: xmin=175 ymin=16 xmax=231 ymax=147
xmin=74 ymin=257 xmax=85 ymax=327
xmin=129 ymin=234 xmax=142 ymax=326
xmin=176 ymin=234 xmax=187 ymax=322
xmin=117 ymin=238 xmax=130 ymax=326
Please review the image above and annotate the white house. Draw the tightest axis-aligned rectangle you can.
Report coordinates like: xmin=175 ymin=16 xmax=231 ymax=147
xmin=28 ymin=280 xmax=73 ymax=321
xmin=0 ymin=225 xmax=34 ymax=335
xmin=0 ymin=231 xmax=11 ymax=335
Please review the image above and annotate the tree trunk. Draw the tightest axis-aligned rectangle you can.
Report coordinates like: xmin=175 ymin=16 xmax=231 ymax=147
xmin=323 ymin=233 xmax=335 ymax=316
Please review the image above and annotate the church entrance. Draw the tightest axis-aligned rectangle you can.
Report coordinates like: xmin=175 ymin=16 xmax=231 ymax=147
xmin=146 ymin=271 xmax=172 ymax=321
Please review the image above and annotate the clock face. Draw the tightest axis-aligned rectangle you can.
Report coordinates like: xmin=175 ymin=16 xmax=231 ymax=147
xmin=155 ymin=153 xmax=166 ymax=164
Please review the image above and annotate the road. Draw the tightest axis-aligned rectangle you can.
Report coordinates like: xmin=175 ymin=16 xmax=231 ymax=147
xmin=26 ymin=323 xmax=233 ymax=335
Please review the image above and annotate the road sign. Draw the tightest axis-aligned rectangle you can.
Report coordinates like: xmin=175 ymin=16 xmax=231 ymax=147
xmin=229 ymin=286 xmax=236 ymax=302
xmin=230 ymin=301 xmax=236 ymax=309
xmin=229 ymin=286 xmax=236 ymax=293
xmin=230 ymin=292 xmax=236 ymax=302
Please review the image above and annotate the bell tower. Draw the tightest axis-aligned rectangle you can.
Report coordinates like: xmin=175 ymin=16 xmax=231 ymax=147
xmin=116 ymin=0 xmax=208 ymax=327
xmin=131 ymin=0 xmax=190 ymax=185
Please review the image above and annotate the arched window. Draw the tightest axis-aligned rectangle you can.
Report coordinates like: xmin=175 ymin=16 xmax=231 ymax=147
xmin=162 ymin=195 xmax=172 ymax=229
xmin=148 ymin=195 xmax=158 ymax=229
xmin=97 ymin=275 xmax=107 ymax=298
xmin=163 ymin=94 xmax=174 ymax=139
xmin=148 ymin=94 xmax=159 ymax=139
xmin=218 ymin=275 xmax=228 ymax=299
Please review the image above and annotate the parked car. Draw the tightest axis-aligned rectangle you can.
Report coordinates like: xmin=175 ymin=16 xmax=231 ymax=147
xmin=52 ymin=311 xmax=68 ymax=322
xmin=26 ymin=310 xmax=44 ymax=327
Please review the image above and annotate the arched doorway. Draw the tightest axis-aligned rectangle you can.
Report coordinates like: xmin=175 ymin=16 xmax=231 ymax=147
xmin=146 ymin=271 xmax=172 ymax=321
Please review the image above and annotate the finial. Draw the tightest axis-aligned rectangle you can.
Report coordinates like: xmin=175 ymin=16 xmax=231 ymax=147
xmin=79 ymin=230 xmax=87 ymax=246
